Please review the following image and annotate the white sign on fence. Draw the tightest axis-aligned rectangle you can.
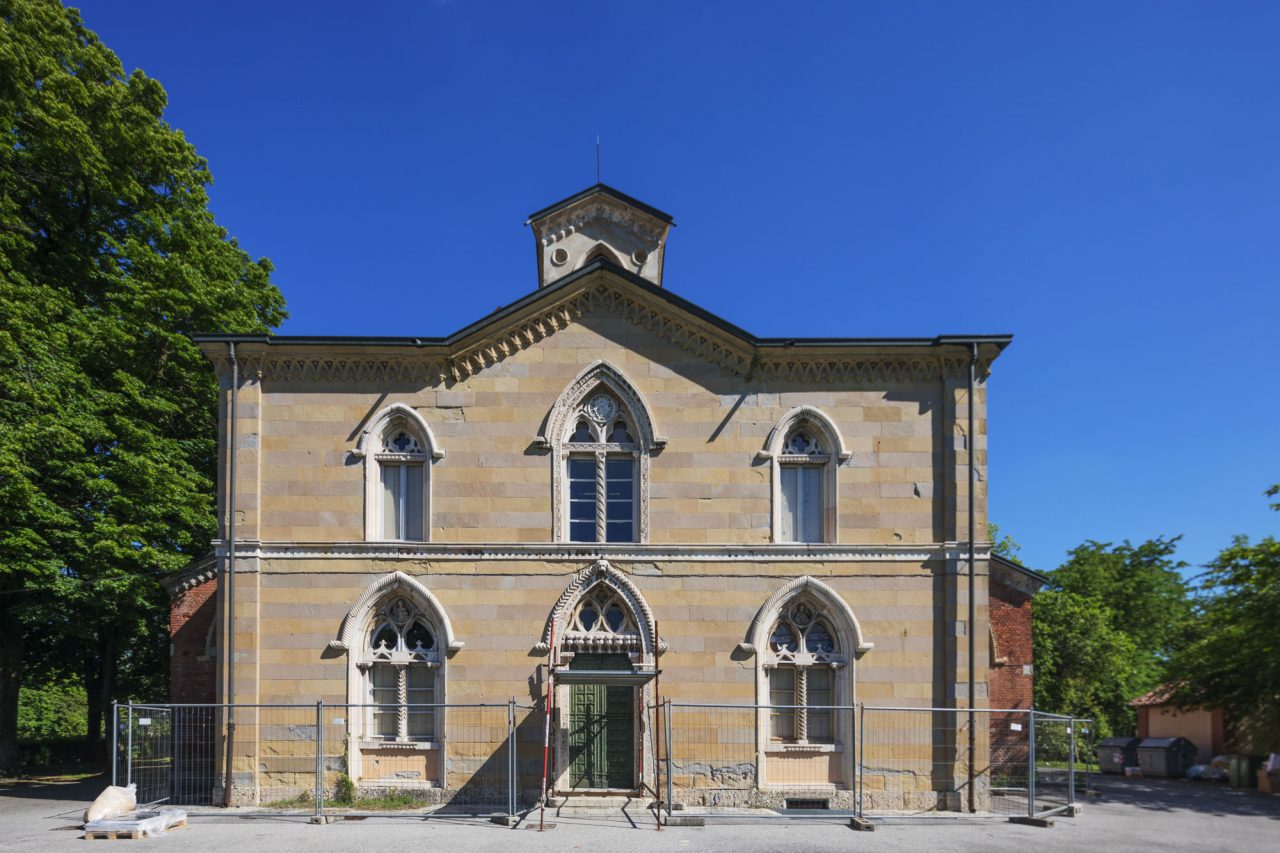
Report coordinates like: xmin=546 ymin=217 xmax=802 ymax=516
xmin=139 ymin=718 xmax=152 ymax=726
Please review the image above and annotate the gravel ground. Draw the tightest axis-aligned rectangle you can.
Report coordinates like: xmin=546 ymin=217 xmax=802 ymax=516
xmin=2 ymin=773 xmax=1277 ymax=852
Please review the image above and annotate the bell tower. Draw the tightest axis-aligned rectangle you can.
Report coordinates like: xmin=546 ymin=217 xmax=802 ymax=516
xmin=527 ymin=184 xmax=674 ymax=288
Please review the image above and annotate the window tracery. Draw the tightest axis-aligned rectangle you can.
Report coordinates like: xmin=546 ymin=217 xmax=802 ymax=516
xmin=563 ymin=389 xmax=638 ymax=543
xmin=765 ymin=599 xmax=844 ymax=744
xmin=562 ymin=583 xmax=643 ymax=653
xmin=363 ymin=596 xmax=439 ymax=740
xmin=543 ymin=362 xmax=661 ymax=545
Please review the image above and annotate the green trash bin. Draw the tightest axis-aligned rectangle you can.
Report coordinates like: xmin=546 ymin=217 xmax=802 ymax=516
xmin=1227 ymin=755 xmax=1262 ymax=788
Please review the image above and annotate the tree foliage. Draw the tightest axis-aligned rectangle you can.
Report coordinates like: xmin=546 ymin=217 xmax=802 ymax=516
xmin=1033 ymin=537 xmax=1191 ymax=735
xmin=1172 ymin=487 xmax=1280 ymax=751
xmin=0 ymin=0 xmax=286 ymax=772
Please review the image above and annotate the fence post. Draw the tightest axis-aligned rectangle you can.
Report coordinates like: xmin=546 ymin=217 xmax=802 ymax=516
xmin=508 ymin=698 xmax=517 ymax=823
xmin=1027 ymin=709 xmax=1037 ymax=818
xmin=314 ymin=700 xmax=323 ymax=820
xmin=125 ymin=703 xmax=133 ymax=787
xmin=1068 ymin=716 xmax=1076 ymax=807
xmin=857 ymin=704 xmax=865 ymax=818
xmin=111 ymin=702 xmax=119 ymax=787
xmin=663 ymin=698 xmax=673 ymax=819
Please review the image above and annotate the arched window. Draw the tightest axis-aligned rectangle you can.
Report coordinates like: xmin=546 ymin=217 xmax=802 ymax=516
xmin=778 ymin=427 xmax=827 ymax=543
xmin=354 ymin=404 xmax=444 ymax=542
xmin=741 ymin=576 xmax=872 ymax=788
xmin=762 ymin=407 xmax=850 ymax=544
xmin=766 ymin=600 xmax=840 ymax=743
xmin=540 ymin=362 xmax=664 ymax=544
xmin=364 ymin=595 xmax=441 ymax=741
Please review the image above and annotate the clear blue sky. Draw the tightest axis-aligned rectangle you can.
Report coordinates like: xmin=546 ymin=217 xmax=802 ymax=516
xmin=73 ymin=0 xmax=1278 ymax=575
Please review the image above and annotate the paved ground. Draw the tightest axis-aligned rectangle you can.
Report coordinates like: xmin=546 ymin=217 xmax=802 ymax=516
xmin=1 ymin=773 xmax=1277 ymax=852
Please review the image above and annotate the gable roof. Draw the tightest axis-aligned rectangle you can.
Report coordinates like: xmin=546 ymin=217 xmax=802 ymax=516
xmin=194 ymin=259 xmax=1012 ymax=383
xmin=526 ymin=183 xmax=675 ymax=226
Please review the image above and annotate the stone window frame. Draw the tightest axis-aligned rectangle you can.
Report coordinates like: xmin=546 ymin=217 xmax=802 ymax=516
xmin=329 ymin=572 xmax=463 ymax=785
xmin=535 ymin=560 xmax=663 ymax=795
xmin=760 ymin=406 xmax=851 ymax=544
xmin=352 ymin=403 xmax=445 ymax=543
xmin=739 ymin=576 xmax=872 ymax=787
xmin=537 ymin=361 xmax=666 ymax=544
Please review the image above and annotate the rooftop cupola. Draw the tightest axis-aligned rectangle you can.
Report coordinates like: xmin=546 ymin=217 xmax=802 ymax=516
xmin=526 ymin=184 xmax=674 ymax=288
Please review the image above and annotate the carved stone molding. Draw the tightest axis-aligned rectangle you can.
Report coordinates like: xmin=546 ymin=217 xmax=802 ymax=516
xmin=213 ymin=539 xmax=991 ymax=564
xmin=739 ymin=575 xmax=873 ymax=658
xmin=534 ymin=559 xmax=664 ymax=659
xmin=535 ymin=198 xmax=666 ymax=246
xmin=329 ymin=570 xmax=463 ymax=654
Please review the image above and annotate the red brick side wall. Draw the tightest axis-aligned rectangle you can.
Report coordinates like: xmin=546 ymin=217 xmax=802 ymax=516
xmin=169 ymin=577 xmax=217 ymax=704
xmin=990 ymin=578 xmax=1034 ymax=710
xmin=989 ymin=573 xmax=1035 ymax=767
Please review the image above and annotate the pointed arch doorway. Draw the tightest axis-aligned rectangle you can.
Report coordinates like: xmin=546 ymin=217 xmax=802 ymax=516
xmin=537 ymin=560 xmax=660 ymax=793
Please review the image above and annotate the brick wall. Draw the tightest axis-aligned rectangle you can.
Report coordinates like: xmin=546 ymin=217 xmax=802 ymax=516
xmin=169 ymin=577 xmax=217 ymax=704
xmin=989 ymin=571 xmax=1034 ymax=768
xmin=989 ymin=576 xmax=1033 ymax=709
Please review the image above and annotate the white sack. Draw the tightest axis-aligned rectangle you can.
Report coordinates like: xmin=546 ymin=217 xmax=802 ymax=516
xmin=84 ymin=783 xmax=137 ymax=823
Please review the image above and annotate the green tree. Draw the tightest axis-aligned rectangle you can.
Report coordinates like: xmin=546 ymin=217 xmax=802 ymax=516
xmin=988 ymin=522 xmax=1021 ymax=560
xmin=1032 ymin=590 xmax=1138 ymax=737
xmin=0 ymin=0 xmax=286 ymax=772
xmin=1033 ymin=537 xmax=1191 ymax=734
xmin=1172 ymin=486 xmax=1280 ymax=751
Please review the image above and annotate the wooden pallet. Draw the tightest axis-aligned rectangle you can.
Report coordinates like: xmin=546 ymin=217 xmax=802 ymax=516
xmin=83 ymin=819 xmax=187 ymax=840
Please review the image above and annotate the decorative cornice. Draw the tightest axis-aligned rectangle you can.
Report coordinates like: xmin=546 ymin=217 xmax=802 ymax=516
xmin=535 ymin=198 xmax=667 ymax=246
xmin=210 ymin=539 xmax=990 ymax=564
xmin=162 ymin=553 xmax=218 ymax=596
xmin=198 ymin=273 xmax=1001 ymax=387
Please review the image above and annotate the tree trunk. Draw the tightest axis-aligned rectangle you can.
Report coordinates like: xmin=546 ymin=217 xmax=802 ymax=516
xmin=0 ymin=583 xmax=24 ymax=776
xmin=83 ymin=630 xmax=116 ymax=763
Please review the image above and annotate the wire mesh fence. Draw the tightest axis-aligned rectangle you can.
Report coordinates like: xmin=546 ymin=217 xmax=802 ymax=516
xmin=114 ymin=700 xmax=1088 ymax=825
xmin=113 ymin=702 xmax=538 ymax=819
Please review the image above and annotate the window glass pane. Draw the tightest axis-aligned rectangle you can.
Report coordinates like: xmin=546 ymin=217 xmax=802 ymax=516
xmin=808 ymin=668 xmax=833 ymax=741
xmin=381 ymin=464 xmax=400 ymax=539
xmin=405 ymin=622 xmax=434 ymax=654
xmin=780 ymin=466 xmax=798 ymax=541
xmin=403 ymin=464 xmax=423 ymax=540
xmin=800 ymin=466 xmax=822 ymax=542
xmin=770 ymin=668 xmax=796 ymax=740
xmin=407 ymin=710 xmax=433 ymax=737
xmin=568 ymin=456 xmax=597 ymax=542
xmin=605 ymin=520 xmax=634 ymax=543
xmin=371 ymin=664 xmax=397 ymax=737
xmin=406 ymin=666 xmax=432 ymax=690
xmin=605 ymin=457 xmax=634 ymax=542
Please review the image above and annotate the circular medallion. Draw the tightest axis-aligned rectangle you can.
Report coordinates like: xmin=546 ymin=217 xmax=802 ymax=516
xmin=585 ymin=393 xmax=618 ymax=424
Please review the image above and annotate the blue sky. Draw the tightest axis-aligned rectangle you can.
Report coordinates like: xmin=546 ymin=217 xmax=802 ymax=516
xmin=74 ymin=1 xmax=1278 ymax=575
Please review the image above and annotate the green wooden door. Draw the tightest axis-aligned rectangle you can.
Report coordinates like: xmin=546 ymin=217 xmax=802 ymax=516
xmin=567 ymin=655 xmax=634 ymax=789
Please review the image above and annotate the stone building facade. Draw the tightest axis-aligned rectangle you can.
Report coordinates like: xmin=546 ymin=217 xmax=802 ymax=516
xmin=167 ymin=184 xmax=1023 ymax=809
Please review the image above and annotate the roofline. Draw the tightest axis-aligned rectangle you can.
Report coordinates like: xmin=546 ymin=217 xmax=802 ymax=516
xmin=991 ymin=553 xmax=1051 ymax=587
xmin=194 ymin=259 xmax=1014 ymax=353
xmin=525 ymin=183 xmax=675 ymax=225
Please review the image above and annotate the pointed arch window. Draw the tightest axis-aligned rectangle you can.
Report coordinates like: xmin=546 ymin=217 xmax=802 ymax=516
xmin=364 ymin=596 xmax=440 ymax=741
xmin=766 ymin=600 xmax=841 ymax=743
xmin=543 ymin=363 xmax=663 ymax=544
xmin=779 ymin=428 xmax=828 ymax=543
xmin=763 ymin=407 xmax=849 ymax=544
xmin=354 ymin=404 xmax=444 ymax=543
